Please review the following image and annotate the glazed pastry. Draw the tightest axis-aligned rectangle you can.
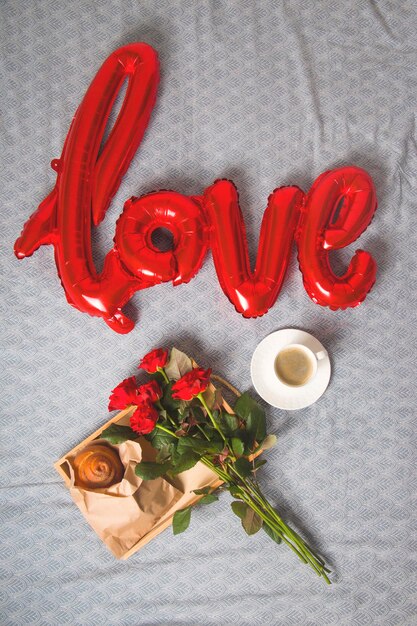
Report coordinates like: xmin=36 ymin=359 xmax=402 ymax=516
xmin=73 ymin=443 xmax=124 ymax=489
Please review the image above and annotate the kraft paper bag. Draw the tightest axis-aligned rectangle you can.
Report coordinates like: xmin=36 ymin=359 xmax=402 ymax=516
xmin=64 ymin=439 xmax=182 ymax=558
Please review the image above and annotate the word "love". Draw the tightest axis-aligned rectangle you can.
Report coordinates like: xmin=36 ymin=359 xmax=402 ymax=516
xmin=15 ymin=44 xmax=377 ymax=334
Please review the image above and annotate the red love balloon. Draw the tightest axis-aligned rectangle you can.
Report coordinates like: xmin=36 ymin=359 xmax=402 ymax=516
xmin=296 ymin=166 xmax=377 ymax=310
xmin=203 ymin=180 xmax=305 ymax=316
xmin=14 ymin=43 xmax=378 ymax=333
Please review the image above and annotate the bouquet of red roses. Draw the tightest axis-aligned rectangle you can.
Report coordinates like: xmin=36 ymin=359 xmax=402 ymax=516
xmin=103 ymin=347 xmax=331 ymax=583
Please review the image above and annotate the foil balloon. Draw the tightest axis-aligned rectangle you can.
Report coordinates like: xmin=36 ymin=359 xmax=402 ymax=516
xmin=296 ymin=166 xmax=377 ymax=309
xmin=14 ymin=43 xmax=164 ymax=333
xmin=203 ymin=180 xmax=305 ymax=316
xmin=115 ymin=191 xmax=208 ymax=285
xmin=14 ymin=43 xmax=378 ymax=333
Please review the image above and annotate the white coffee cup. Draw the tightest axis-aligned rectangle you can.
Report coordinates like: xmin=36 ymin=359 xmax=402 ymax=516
xmin=274 ymin=343 xmax=326 ymax=388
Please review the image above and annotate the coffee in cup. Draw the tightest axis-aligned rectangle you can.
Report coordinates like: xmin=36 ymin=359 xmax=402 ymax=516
xmin=274 ymin=344 xmax=325 ymax=387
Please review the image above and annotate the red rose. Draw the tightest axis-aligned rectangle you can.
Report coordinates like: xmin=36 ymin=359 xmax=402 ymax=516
xmin=138 ymin=348 xmax=169 ymax=373
xmin=171 ymin=368 xmax=212 ymax=401
xmin=130 ymin=404 xmax=159 ymax=435
xmin=108 ymin=376 xmax=139 ymax=411
xmin=137 ymin=380 xmax=162 ymax=404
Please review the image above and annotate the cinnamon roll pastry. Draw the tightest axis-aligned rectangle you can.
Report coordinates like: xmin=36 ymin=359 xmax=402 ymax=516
xmin=73 ymin=443 xmax=124 ymax=489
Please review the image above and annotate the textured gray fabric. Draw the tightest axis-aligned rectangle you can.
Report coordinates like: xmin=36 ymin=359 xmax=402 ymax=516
xmin=1 ymin=1 xmax=417 ymax=624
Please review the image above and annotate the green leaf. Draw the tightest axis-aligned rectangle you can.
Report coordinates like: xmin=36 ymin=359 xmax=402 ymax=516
xmin=165 ymin=348 xmax=193 ymax=381
xmin=101 ymin=424 xmax=137 ymax=444
xmin=233 ymin=457 xmax=252 ymax=478
xmin=158 ymin=407 xmax=168 ymax=421
xmin=261 ymin=434 xmax=277 ymax=450
xmin=162 ymin=382 xmax=181 ymax=412
xmin=147 ymin=428 xmax=178 ymax=450
xmin=135 ymin=461 xmax=171 ymax=480
xmin=242 ymin=508 xmax=263 ymax=535
xmin=199 ymin=494 xmax=218 ymax=505
xmin=156 ymin=444 xmax=174 ymax=463
xmin=172 ymin=506 xmax=192 ymax=535
xmin=207 ymin=440 xmax=225 ymax=454
xmin=178 ymin=401 xmax=191 ymax=423
xmin=220 ymin=412 xmax=239 ymax=436
xmin=203 ymin=425 xmax=217 ymax=439
xmin=230 ymin=437 xmax=244 ymax=457
xmin=192 ymin=487 xmax=211 ymax=495
xmin=254 ymin=459 xmax=267 ymax=470
xmin=234 ymin=392 xmax=266 ymax=445
xmin=263 ymin=523 xmax=282 ymax=544
xmin=231 ymin=501 xmax=248 ymax=520
xmin=170 ymin=450 xmax=200 ymax=475
xmin=177 ymin=436 xmax=210 ymax=455
xmin=177 ymin=436 xmax=223 ymax=456
xmin=228 ymin=485 xmax=243 ymax=499
xmin=148 ymin=371 xmax=165 ymax=385
xmin=191 ymin=406 xmax=206 ymax=423
xmin=177 ymin=400 xmax=188 ymax=416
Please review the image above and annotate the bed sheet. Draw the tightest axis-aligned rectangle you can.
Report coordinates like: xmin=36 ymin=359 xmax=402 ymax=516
xmin=1 ymin=1 xmax=416 ymax=624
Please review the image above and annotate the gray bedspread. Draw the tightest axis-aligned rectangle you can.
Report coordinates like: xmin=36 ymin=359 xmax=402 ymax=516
xmin=1 ymin=1 xmax=416 ymax=624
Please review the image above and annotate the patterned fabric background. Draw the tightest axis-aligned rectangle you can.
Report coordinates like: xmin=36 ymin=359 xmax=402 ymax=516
xmin=1 ymin=1 xmax=416 ymax=624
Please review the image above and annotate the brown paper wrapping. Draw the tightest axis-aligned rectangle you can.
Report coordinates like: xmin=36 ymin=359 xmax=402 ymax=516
xmin=64 ymin=439 xmax=183 ymax=558
xmin=54 ymin=378 xmax=239 ymax=559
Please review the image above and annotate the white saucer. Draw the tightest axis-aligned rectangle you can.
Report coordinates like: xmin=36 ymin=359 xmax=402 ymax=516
xmin=250 ymin=329 xmax=331 ymax=410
